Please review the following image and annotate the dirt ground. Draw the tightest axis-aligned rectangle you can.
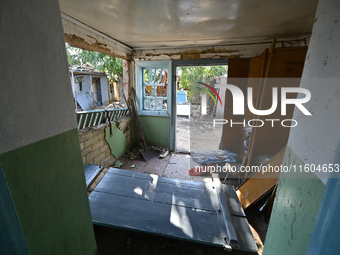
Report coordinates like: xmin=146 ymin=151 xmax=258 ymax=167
xmin=176 ymin=104 xmax=223 ymax=153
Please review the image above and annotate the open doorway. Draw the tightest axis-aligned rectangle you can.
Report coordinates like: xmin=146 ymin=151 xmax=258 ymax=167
xmin=91 ymin=77 xmax=102 ymax=105
xmin=174 ymin=65 xmax=228 ymax=154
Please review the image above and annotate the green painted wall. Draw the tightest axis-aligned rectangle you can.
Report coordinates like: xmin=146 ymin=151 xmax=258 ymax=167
xmin=263 ymin=147 xmax=326 ymax=255
xmin=140 ymin=116 xmax=170 ymax=148
xmin=0 ymin=129 xmax=97 ymax=255
xmin=105 ymin=123 xmax=130 ymax=159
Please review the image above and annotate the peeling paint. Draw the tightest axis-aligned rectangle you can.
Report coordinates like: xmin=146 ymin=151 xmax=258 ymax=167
xmin=141 ymin=48 xmax=239 ymax=60
xmin=62 ymin=15 xmax=133 ymax=60
xmin=87 ymin=35 xmax=107 ymax=47
xmin=133 ymin=38 xmax=309 ymax=61
xmin=65 ymin=33 xmax=132 ymax=60
xmin=201 ymin=49 xmax=239 ymax=54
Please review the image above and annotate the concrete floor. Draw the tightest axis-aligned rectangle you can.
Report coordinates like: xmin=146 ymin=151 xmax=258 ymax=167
xmin=176 ymin=105 xmax=224 ymax=153
xmin=114 ymin=153 xmax=171 ymax=175
xmin=117 ymin=153 xmax=212 ymax=182
xmin=115 ymin=105 xmax=245 ymax=186
xmin=117 ymin=106 xmax=224 ymax=182
xmin=89 ymin=103 xmax=224 ymax=182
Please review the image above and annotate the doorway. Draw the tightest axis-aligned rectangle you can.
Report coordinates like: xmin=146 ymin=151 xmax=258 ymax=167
xmin=171 ymin=60 xmax=228 ymax=155
xmin=95 ymin=78 xmax=102 ymax=104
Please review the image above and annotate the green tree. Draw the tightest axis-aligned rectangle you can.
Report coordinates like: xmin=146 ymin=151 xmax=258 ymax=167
xmin=178 ymin=65 xmax=228 ymax=101
xmin=65 ymin=43 xmax=123 ymax=81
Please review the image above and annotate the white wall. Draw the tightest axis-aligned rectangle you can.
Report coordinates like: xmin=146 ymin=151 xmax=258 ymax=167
xmin=0 ymin=0 xmax=77 ymax=155
xmin=73 ymin=75 xmax=91 ymax=94
xmin=287 ymin=0 xmax=340 ymax=183
xmin=73 ymin=74 xmax=109 ymax=106
xmin=83 ymin=75 xmax=92 ymax=94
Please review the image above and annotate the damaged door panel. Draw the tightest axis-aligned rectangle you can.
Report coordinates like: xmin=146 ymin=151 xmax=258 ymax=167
xmin=87 ymin=166 xmax=257 ymax=252
xmin=245 ymin=46 xmax=307 ymax=169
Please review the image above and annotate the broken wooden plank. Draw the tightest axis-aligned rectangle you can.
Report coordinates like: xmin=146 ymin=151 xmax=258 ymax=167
xmin=236 ymin=146 xmax=286 ymax=209
xmin=114 ymin=114 xmax=131 ymax=133
xmin=87 ymin=167 xmax=109 ymax=195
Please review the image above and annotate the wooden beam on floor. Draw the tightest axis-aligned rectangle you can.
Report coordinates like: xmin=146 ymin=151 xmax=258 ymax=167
xmin=87 ymin=167 xmax=109 ymax=196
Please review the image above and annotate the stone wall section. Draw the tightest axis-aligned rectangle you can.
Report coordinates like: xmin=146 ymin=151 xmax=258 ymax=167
xmin=79 ymin=123 xmax=116 ymax=167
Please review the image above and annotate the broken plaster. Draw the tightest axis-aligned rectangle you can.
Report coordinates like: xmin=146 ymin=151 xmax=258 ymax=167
xmin=135 ymin=49 xmax=240 ymax=61
xmin=133 ymin=38 xmax=310 ymax=61
xmin=65 ymin=33 xmax=132 ymax=60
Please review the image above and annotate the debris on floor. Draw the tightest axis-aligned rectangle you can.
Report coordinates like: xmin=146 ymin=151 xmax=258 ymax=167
xmin=114 ymin=160 xmax=124 ymax=168
xmin=124 ymin=88 xmax=159 ymax=162
xmin=116 ymin=150 xmax=171 ymax=176
xmin=191 ymin=149 xmax=242 ymax=165
xmin=152 ymin=146 xmax=169 ymax=158
xmin=189 ymin=164 xmax=214 ymax=176
xmin=249 ymin=223 xmax=264 ymax=254
xmin=236 ymin=146 xmax=286 ymax=209
xmin=126 ymin=148 xmax=141 ymax=159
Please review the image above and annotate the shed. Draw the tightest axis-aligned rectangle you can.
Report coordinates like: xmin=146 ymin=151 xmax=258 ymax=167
xmin=70 ymin=66 xmax=110 ymax=110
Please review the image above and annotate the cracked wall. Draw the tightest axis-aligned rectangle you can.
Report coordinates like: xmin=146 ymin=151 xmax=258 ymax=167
xmin=263 ymin=0 xmax=340 ymax=254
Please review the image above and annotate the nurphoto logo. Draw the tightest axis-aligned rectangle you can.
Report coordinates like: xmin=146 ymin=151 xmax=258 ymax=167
xmin=201 ymin=83 xmax=312 ymax=128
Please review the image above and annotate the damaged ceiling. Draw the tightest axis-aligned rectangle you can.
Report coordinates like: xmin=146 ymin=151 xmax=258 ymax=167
xmin=59 ymin=0 xmax=318 ymax=59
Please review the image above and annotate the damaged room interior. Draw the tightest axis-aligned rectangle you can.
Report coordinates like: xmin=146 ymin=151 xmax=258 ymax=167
xmin=1 ymin=0 xmax=340 ymax=255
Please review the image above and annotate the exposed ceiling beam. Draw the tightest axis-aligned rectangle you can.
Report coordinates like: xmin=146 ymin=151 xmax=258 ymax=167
xmin=61 ymin=12 xmax=133 ymax=60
